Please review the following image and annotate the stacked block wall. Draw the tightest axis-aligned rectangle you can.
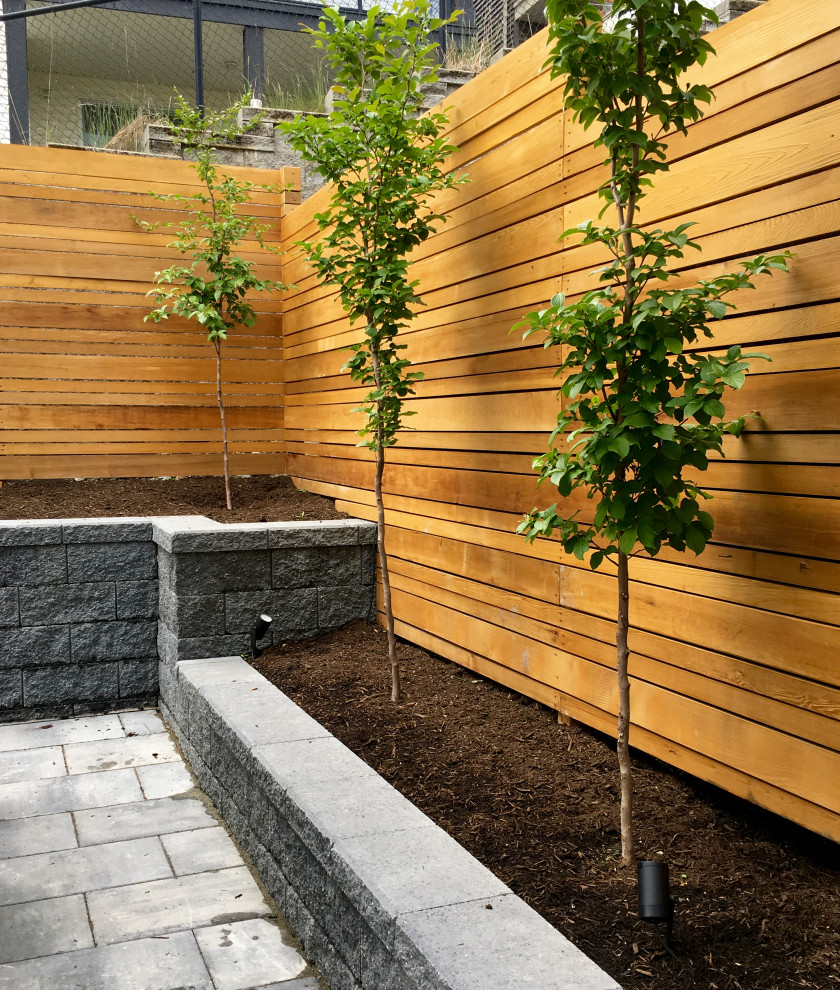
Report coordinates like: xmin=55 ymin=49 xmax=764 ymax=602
xmin=0 ymin=517 xmax=376 ymax=722
xmin=0 ymin=520 xmax=158 ymax=720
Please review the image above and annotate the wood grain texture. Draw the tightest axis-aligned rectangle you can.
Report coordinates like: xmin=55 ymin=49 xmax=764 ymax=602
xmin=278 ymin=1 xmax=840 ymax=843
xmin=0 ymin=147 xmax=290 ymax=480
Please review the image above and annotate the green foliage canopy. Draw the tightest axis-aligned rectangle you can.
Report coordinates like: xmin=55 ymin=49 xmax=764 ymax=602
xmin=281 ymin=0 xmax=468 ymax=452
xmin=142 ymin=93 xmax=284 ymax=341
xmin=516 ymin=0 xmax=791 ymax=568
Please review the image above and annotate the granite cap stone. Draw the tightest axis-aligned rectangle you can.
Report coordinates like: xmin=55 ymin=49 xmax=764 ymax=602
xmin=267 ymin=519 xmax=363 ymax=548
xmin=0 ymin=522 xmax=63 ymax=546
xmin=395 ymin=893 xmax=623 ymax=990
xmin=330 ymin=822 xmax=511 ymax=948
xmin=61 ymin=519 xmax=153 ymax=543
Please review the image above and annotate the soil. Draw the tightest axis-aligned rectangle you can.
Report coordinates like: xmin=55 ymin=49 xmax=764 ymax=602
xmin=0 ymin=475 xmax=345 ymax=524
xmin=253 ymin=620 xmax=840 ymax=990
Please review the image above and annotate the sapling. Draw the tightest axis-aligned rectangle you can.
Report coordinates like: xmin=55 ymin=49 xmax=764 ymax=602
xmin=140 ymin=93 xmax=286 ymax=510
xmin=282 ymin=0 xmax=468 ymax=702
xmin=515 ymin=0 xmax=791 ymax=866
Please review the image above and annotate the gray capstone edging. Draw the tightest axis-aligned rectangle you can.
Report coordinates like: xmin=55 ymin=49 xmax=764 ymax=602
xmin=0 ymin=515 xmax=376 ymax=722
xmin=161 ymin=655 xmax=622 ymax=990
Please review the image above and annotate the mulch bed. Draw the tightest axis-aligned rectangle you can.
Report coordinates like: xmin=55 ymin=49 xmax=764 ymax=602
xmin=0 ymin=475 xmax=345 ymax=523
xmin=254 ymin=620 xmax=840 ymax=990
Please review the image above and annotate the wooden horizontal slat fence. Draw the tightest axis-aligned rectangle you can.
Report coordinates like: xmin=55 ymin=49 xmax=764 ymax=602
xmin=0 ymin=145 xmax=298 ymax=478
xmin=281 ymin=0 xmax=840 ymax=842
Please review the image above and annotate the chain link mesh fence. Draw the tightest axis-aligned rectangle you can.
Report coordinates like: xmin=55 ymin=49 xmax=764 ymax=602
xmin=470 ymin=0 xmax=545 ymax=60
xmin=3 ymin=0 xmax=486 ymax=149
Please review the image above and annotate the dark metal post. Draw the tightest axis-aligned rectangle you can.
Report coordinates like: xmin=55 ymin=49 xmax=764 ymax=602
xmin=193 ymin=0 xmax=204 ymax=113
xmin=438 ymin=0 xmax=448 ymax=59
xmin=242 ymin=24 xmax=264 ymax=101
xmin=3 ymin=0 xmax=30 ymax=143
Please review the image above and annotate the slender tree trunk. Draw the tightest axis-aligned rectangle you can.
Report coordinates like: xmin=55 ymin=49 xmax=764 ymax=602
xmin=374 ymin=439 xmax=400 ymax=702
xmin=616 ymin=548 xmax=634 ymax=867
xmin=214 ymin=337 xmax=232 ymax=511
xmin=367 ymin=337 xmax=400 ymax=703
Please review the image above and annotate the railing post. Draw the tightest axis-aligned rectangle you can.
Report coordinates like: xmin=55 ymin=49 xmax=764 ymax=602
xmin=193 ymin=0 xmax=204 ymax=114
xmin=2 ymin=0 xmax=29 ymax=143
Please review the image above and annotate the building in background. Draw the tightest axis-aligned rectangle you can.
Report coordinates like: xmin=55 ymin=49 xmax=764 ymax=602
xmin=2 ymin=0 xmax=764 ymax=150
xmin=1 ymin=0 xmax=413 ymax=148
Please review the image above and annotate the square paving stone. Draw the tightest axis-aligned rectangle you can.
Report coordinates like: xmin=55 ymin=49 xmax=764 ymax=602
xmin=75 ymin=796 xmax=216 ymax=846
xmin=0 ymin=929 xmax=212 ymax=990
xmin=0 ymin=812 xmax=77 ymax=859
xmin=88 ymin=866 xmax=272 ymax=945
xmin=64 ymin=733 xmax=178 ymax=775
xmin=0 ymin=713 xmax=125 ymax=753
xmin=162 ymin=826 xmax=242 ymax=876
xmin=0 ymin=835 xmax=171 ymax=906
xmin=0 ymin=894 xmax=93 ymax=963
xmin=194 ymin=918 xmax=308 ymax=990
xmin=119 ymin=710 xmax=165 ymax=736
xmin=137 ymin=761 xmax=195 ymax=799
xmin=0 ymin=767 xmax=142 ymax=820
xmin=0 ymin=745 xmax=65 ymax=785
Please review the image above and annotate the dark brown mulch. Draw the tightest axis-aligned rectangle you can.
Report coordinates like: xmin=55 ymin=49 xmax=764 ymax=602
xmin=254 ymin=620 xmax=840 ymax=990
xmin=0 ymin=475 xmax=345 ymax=524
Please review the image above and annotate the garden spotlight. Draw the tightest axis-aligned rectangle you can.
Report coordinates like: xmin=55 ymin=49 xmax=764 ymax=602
xmin=251 ymin=613 xmax=272 ymax=660
xmin=637 ymin=860 xmax=675 ymax=952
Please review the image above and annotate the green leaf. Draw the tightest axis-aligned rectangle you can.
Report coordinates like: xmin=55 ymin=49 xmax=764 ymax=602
xmin=685 ymin=524 xmax=708 ymax=555
xmin=618 ymin=528 xmax=637 ymax=556
xmin=609 ymin=435 xmax=631 ymax=459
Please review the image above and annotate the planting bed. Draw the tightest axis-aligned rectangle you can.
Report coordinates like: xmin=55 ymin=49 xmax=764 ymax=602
xmin=253 ymin=620 xmax=840 ymax=990
xmin=0 ymin=475 xmax=344 ymax=524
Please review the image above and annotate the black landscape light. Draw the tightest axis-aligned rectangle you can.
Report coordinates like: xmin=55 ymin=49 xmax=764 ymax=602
xmin=251 ymin=613 xmax=272 ymax=660
xmin=638 ymin=860 xmax=676 ymax=952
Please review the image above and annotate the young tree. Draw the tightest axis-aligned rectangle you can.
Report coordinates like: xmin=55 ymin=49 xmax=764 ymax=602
xmin=281 ymin=0 xmax=468 ymax=702
xmin=515 ymin=0 xmax=790 ymax=866
xmin=140 ymin=94 xmax=285 ymax=510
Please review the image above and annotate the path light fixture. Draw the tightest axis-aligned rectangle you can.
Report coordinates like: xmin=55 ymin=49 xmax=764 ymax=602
xmin=637 ymin=860 xmax=675 ymax=952
xmin=251 ymin=613 xmax=272 ymax=660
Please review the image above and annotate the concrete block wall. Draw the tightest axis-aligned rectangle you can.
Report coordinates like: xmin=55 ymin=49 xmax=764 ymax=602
xmin=0 ymin=516 xmax=376 ymax=723
xmin=154 ymin=518 xmax=376 ymax=670
xmin=0 ymin=519 xmax=159 ymax=720
xmin=163 ymin=656 xmax=621 ymax=990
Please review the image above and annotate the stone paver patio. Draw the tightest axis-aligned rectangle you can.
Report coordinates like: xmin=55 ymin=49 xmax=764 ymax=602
xmin=0 ymin=709 xmax=323 ymax=990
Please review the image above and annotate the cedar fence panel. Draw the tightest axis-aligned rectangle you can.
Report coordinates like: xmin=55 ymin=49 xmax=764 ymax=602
xmin=0 ymin=145 xmax=297 ymax=479
xmin=280 ymin=0 xmax=840 ymax=841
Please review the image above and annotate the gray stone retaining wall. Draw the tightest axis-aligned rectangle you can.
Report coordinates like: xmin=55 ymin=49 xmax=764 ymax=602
xmin=0 ymin=519 xmax=159 ymax=721
xmin=162 ymin=655 xmax=621 ymax=990
xmin=0 ymin=516 xmax=376 ymax=722
xmin=154 ymin=518 xmax=375 ymax=667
